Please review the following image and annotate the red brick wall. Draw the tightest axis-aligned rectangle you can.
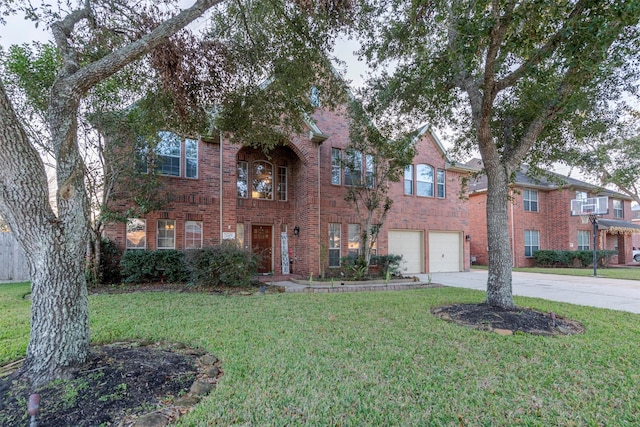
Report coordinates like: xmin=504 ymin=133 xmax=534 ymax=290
xmin=467 ymin=185 xmax=637 ymax=267
xmin=105 ymin=107 xmax=473 ymax=276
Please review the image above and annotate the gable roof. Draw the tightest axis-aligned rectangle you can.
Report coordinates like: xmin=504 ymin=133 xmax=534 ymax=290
xmin=466 ymin=159 xmax=632 ymax=200
xmin=415 ymin=125 xmax=477 ymax=173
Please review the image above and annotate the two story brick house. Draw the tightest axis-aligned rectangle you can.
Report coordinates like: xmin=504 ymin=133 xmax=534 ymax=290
xmin=104 ymin=106 xmax=474 ymax=276
xmin=466 ymin=159 xmax=640 ymax=267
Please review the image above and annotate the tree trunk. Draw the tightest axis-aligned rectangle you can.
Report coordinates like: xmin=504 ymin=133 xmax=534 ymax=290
xmin=23 ymin=243 xmax=90 ymax=387
xmin=484 ymin=164 xmax=515 ymax=309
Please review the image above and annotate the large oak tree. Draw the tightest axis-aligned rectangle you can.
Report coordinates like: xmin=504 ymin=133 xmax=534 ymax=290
xmin=357 ymin=0 xmax=640 ymax=308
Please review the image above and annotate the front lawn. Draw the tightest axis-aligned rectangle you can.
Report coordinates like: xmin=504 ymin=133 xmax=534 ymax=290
xmin=2 ymin=283 xmax=639 ymax=425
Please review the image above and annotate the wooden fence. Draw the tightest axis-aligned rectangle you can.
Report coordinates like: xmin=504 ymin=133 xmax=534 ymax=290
xmin=0 ymin=232 xmax=29 ymax=281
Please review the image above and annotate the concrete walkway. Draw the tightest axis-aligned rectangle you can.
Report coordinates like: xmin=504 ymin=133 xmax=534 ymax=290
xmin=421 ymin=271 xmax=640 ymax=314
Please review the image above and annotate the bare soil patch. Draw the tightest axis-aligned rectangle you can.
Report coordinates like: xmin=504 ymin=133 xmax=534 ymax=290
xmin=0 ymin=342 xmax=221 ymax=427
xmin=431 ymin=303 xmax=585 ymax=336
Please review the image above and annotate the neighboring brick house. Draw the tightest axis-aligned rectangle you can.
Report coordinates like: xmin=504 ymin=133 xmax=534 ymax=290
xmin=104 ymin=106 xmax=474 ymax=276
xmin=466 ymin=159 xmax=640 ymax=267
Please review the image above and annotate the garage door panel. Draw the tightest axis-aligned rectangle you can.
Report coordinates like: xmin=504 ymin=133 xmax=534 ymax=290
xmin=428 ymin=232 xmax=461 ymax=273
xmin=388 ymin=230 xmax=423 ymax=274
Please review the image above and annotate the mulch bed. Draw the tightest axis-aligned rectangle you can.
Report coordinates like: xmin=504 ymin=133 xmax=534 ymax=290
xmin=0 ymin=342 xmax=222 ymax=427
xmin=431 ymin=303 xmax=585 ymax=336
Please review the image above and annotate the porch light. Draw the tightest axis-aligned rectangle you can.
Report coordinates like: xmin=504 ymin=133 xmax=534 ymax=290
xmin=293 ymin=226 xmax=300 ymax=237
xmin=465 ymin=234 xmax=471 ymax=241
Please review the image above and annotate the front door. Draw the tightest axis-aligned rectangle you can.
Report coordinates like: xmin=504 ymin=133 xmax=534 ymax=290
xmin=252 ymin=225 xmax=273 ymax=274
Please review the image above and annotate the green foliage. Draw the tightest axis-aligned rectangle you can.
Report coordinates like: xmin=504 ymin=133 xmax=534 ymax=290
xmin=340 ymin=255 xmax=369 ymax=280
xmin=185 ymin=241 xmax=258 ymax=288
xmin=533 ymin=250 xmax=617 ymax=267
xmin=120 ymin=250 xmax=190 ymax=284
xmin=99 ymin=238 xmax=123 ymax=285
xmin=371 ymin=254 xmax=404 ymax=277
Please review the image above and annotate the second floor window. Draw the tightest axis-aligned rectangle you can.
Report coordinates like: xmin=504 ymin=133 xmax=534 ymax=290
xmin=277 ymin=166 xmax=288 ymax=201
xmin=156 ymin=131 xmax=181 ymax=177
xmin=404 ymin=165 xmax=414 ymax=195
xmin=252 ymin=161 xmax=273 ymax=200
xmin=524 ymin=189 xmax=538 ymax=212
xmin=437 ymin=169 xmax=446 ymax=198
xmin=331 ymin=148 xmax=341 ymax=185
xmin=416 ymin=164 xmax=434 ymax=197
xmin=185 ymin=138 xmax=198 ymax=178
xmin=613 ymin=199 xmax=623 ymax=218
xmin=344 ymin=150 xmax=363 ymax=186
xmin=237 ymin=161 xmax=248 ymax=198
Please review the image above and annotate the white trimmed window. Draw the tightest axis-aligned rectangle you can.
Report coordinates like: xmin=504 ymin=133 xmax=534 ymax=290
xmin=157 ymin=220 xmax=176 ymax=249
xmin=237 ymin=161 xmax=248 ymax=198
xmin=437 ymin=169 xmax=446 ymax=198
xmin=252 ymin=161 xmax=273 ymax=199
xmin=331 ymin=148 xmax=341 ymax=185
xmin=523 ymin=189 xmax=538 ymax=212
xmin=613 ymin=199 xmax=623 ymax=218
xmin=365 ymin=154 xmax=374 ymax=188
xmin=577 ymin=230 xmax=590 ymax=250
xmin=348 ymin=224 xmax=360 ymax=258
xmin=185 ymin=221 xmax=203 ymax=249
xmin=404 ymin=165 xmax=414 ymax=195
xmin=277 ymin=166 xmax=288 ymax=201
xmin=344 ymin=150 xmax=363 ymax=186
xmin=576 ymin=191 xmax=588 ymax=201
xmin=185 ymin=138 xmax=198 ymax=178
xmin=524 ymin=230 xmax=539 ymax=257
xmin=126 ymin=219 xmax=146 ymax=250
xmin=416 ymin=164 xmax=434 ymax=197
xmin=156 ymin=131 xmax=181 ymax=177
xmin=236 ymin=223 xmax=245 ymax=247
xmin=329 ymin=223 xmax=341 ymax=267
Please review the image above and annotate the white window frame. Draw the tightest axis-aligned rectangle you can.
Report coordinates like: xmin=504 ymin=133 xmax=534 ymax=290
xmin=348 ymin=224 xmax=361 ymax=258
xmin=344 ymin=150 xmax=363 ymax=186
xmin=331 ymin=148 xmax=341 ymax=185
xmin=156 ymin=131 xmax=181 ymax=177
xmin=157 ymin=219 xmax=176 ymax=250
xmin=237 ymin=161 xmax=249 ymax=198
xmin=185 ymin=220 xmax=203 ymax=249
xmin=252 ymin=161 xmax=273 ymax=200
xmin=365 ymin=154 xmax=374 ymax=188
xmin=329 ymin=223 xmax=341 ymax=267
xmin=277 ymin=166 xmax=288 ymax=201
xmin=437 ymin=169 xmax=446 ymax=198
xmin=185 ymin=138 xmax=198 ymax=179
xmin=613 ymin=199 xmax=623 ymax=218
xmin=524 ymin=230 xmax=539 ymax=257
xmin=416 ymin=164 xmax=434 ymax=197
xmin=577 ymin=230 xmax=590 ymax=250
xmin=523 ymin=189 xmax=538 ymax=212
xmin=126 ymin=218 xmax=146 ymax=250
xmin=404 ymin=165 xmax=414 ymax=195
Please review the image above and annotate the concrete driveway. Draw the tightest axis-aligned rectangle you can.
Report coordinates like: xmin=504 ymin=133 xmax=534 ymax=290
xmin=419 ymin=270 xmax=640 ymax=314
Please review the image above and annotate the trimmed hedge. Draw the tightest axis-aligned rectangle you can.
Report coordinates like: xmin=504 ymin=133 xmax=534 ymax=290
xmin=120 ymin=250 xmax=190 ymax=283
xmin=533 ymin=249 xmax=617 ymax=267
xmin=185 ymin=241 xmax=258 ymax=287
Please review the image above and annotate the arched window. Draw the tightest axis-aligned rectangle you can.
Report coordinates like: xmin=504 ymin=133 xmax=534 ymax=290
xmin=252 ymin=161 xmax=273 ymax=200
xmin=416 ymin=164 xmax=434 ymax=197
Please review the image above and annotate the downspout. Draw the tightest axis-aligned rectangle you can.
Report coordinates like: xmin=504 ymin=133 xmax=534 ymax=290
xmin=511 ymin=189 xmax=515 ymax=267
xmin=318 ymin=143 xmax=321 ymax=275
xmin=219 ymin=130 xmax=223 ymax=241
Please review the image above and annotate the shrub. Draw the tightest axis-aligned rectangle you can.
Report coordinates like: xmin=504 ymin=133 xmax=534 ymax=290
xmin=371 ymin=254 xmax=404 ymax=277
xmin=99 ymin=238 xmax=122 ymax=284
xmin=120 ymin=250 xmax=190 ymax=283
xmin=533 ymin=249 xmax=617 ymax=268
xmin=185 ymin=241 xmax=258 ymax=287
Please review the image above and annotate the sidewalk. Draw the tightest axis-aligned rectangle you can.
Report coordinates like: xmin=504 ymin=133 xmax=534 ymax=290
xmin=421 ymin=271 xmax=640 ymax=314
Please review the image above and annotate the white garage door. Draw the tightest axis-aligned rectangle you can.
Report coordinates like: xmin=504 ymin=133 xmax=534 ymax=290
xmin=428 ymin=232 xmax=462 ymax=272
xmin=388 ymin=230 xmax=424 ymax=274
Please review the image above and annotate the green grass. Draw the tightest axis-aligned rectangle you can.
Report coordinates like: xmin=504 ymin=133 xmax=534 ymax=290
xmin=473 ymin=265 xmax=640 ymax=280
xmin=2 ymin=283 xmax=640 ymax=425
